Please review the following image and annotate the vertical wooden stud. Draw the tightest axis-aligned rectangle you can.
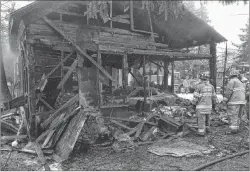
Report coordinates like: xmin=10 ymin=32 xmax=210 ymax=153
xmin=97 ymin=50 xmax=103 ymax=107
xmin=164 ymin=60 xmax=169 ymax=92
xmin=122 ymin=54 xmax=128 ymax=88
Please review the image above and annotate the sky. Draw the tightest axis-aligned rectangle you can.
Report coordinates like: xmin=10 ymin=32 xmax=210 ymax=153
xmin=10 ymin=1 xmax=250 ymax=54
xmin=196 ymin=1 xmax=249 ymax=53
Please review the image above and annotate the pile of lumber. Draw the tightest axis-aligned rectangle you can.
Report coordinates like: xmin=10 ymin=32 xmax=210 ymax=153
xmin=34 ymin=93 xmax=94 ymax=162
xmin=107 ymin=110 xmax=183 ymax=152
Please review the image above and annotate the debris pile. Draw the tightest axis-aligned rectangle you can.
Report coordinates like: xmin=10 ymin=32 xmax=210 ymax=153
xmin=107 ymin=109 xmax=183 ymax=152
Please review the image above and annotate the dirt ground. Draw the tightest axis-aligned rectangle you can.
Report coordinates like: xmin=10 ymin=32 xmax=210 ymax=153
xmin=1 ymin=123 xmax=249 ymax=171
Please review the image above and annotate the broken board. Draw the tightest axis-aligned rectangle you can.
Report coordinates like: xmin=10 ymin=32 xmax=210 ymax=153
xmin=54 ymin=111 xmax=87 ymax=161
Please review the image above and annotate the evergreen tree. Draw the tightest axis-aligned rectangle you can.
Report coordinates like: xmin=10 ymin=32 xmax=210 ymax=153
xmin=234 ymin=20 xmax=249 ymax=62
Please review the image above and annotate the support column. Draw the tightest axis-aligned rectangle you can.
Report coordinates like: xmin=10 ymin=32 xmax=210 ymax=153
xmin=122 ymin=54 xmax=128 ymax=88
xmin=26 ymin=43 xmax=36 ymax=139
xmin=109 ymin=66 xmax=112 ymax=94
xmin=143 ymin=55 xmax=146 ymax=111
xmin=97 ymin=51 xmax=103 ymax=107
xmin=209 ymin=42 xmax=217 ymax=90
xmin=149 ymin=61 xmax=152 ymax=84
xmin=157 ymin=63 xmax=160 ymax=85
xmin=171 ymin=62 xmax=174 ymax=93
xmin=164 ymin=60 xmax=169 ymax=92
xmin=77 ymin=53 xmax=88 ymax=112
xmin=60 ymin=51 xmax=64 ymax=94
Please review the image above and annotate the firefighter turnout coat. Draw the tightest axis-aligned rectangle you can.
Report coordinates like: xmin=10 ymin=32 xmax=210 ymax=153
xmin=193 ymin=81 xmax=217 ymax=114
xmin=224 ymin=77 xmax=246 ymax=105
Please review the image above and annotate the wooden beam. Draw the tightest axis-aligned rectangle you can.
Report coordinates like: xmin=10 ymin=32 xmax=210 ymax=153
xmin=37 ymin=95 xmax=55 ymax=111
xmin=209 ymin=42 xmax=217 ymax=89
xmin=38 ymin=51 xmax=75 ymax=88
xmin=148 ymin=59 xmax=163 ymax=68
xmin=127 ymin=49 xmax=212 ymax=59
xmin=109 ymin=67 xmax=113 ymax=94
xmin=110 ymin=1 xmax=113 ymax=28
xmin=222 ymin=42 xmax=228 ymax=96
xmin=143 ymin=55 xmax=146 ymax=111
xmin=157 ymin=62 xmax=160 ymax=85
xmin=43 ymin=17 xmax=117 ymax=84
xmin=77 ymin=54 xmax=88 ymax=110
xmin=171 ymin=62 xmax=175 ymax=93
xmin=1 ymin=135 xmax=27 ymax=141
xmin=110 ymin=120 xmax=132 ymax=131
xmin=164 ymin=60 xmax=169 ymax=92
xmin=110 ymin=18 xmax=130 ymax=24
xmin=122 ymin=54 xmax=128 ymax=88
xmin=97 ymin=51 xmax=103 ymax=107
xmin=57 ymin=59 xmax=78 ymax=89
xmin=55 ymin=10 xmax=86 ymax=18
xmin=113 ymin=14 xmax=130 ymax=19
xmin=36 ymin=107 xmax=80 ymax=143
xmin=41 ymin=94 xmax=79 ymax=129
xmin=34 ymin=142 xmax=50 ymax=171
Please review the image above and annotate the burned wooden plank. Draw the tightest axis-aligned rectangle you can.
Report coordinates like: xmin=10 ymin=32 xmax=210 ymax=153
xmin=37 ymin=108 xmax=80 ymax=143
xmin=122 ymin=54 xmax=128 ymax=87
xmin=141 ymin=126 xmax=157 ymax=141
xmin=110 ymin=17 xmax=130 ymax=24
xmin=127 ymin=49 xmax=212 ymax=59
xmin=3 ymin=95 xmax=27 ymax=111
xmin=110 ymin=120 xmax=132 ymax=131
xmin=158 ymin=115 xmax=183 ymax=133
xmin=1 ymin=109 xmax=17 ymax=118
xmin=34 ymin=142 xmax=50 ymax=171
xmin=43 ymin=17 xmax=117 ymax=84
xmin=76 ymin=54 xmax=88 ymax=109
xmin=97 ymin=51 xmax=103 ymax=106
xmin=57 ymin=59 xmax=78 ymax=89
xmin=37 ymin=95 xmax=55 ymax=111
xmin=54 ymin=111 xmax=87 ymax=161
xmin=1 ymin=135 xmax=27 ymax=141
xmin=38 ymin=51 xmax=75 ymax=88
xmin=41 ymin=94 xmax=79 ymax=129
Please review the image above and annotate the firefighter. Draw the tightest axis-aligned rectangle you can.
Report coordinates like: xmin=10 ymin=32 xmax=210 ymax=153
xmin=223 ymin=69 xmax=246 ymax=133
xmin=192 ymin=73 xmax=217 ymax=136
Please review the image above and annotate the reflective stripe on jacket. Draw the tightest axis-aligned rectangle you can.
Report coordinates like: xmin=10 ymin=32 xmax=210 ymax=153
xmin=193 ymin=81 xmax=217 ymax=114
xmin=224 ymin=77 xmax=246 ymax=105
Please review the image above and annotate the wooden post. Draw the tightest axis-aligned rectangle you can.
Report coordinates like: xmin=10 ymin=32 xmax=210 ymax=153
xmin=143 ymin=56 xmax=146 ymax=111
xmin=109 ymin=66 xmax=112 ymax=94
xmin=171 ymin=62 xmax=175 ymax=93
xmin=164 ymin=60 xmax=169 ymax=92
xmin=110 ymin=0 xmax=113 ymax=28
xmin=122 ymin=54 xmax=128 ymax=88
xmin=24 ymin=43 xmax=36 ymax=139
xmin=209 ymin=42 xmax=217 ymax=90
xmin=77 ymin=54 xmax=88 ymax=111
xmin=60 ymin=13 xmax=64 ymax=94
xmin=129 ymin=0 xmax=134 ymax=30
xmin=222 ymin=42 xmax=228 ymax=96
xmin=149 ymin=61 xmax=152 ymax=84
xmin=97 ymin=51 xmax=103 ymax=107
xmin=157 ymin=63 xmax=160 ymax=85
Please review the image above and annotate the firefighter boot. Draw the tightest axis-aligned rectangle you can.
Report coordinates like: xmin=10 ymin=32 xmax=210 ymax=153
xmin=197 ymin=129 xmax=206 ymax=137
xmin=229 ymin=125 xmax=239 ymax=134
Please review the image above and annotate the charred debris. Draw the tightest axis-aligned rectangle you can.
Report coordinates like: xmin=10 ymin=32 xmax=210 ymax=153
xmin=1 ymin=1 xmax=227 ymax=165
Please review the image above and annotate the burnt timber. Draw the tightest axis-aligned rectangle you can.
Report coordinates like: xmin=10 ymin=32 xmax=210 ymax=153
xmin=8 ymin=1 xmax=226 ymax=139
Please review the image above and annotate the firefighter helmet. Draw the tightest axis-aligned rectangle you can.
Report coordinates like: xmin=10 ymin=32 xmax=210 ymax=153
xmin=229 ymin=69 xmax=239 ymax=77
xmin=199 ymin=73 xmax=209 ymax=80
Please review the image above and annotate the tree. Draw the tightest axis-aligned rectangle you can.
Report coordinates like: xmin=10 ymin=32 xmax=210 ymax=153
xmin=0 ymin=0 xmax=15 ymax=107
xmin=233 ymin=20 xmax=249 ymax=62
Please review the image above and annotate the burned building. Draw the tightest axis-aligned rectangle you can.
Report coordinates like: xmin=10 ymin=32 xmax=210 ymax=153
xmin=6 ymin=1 xmax=226 ymax=161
